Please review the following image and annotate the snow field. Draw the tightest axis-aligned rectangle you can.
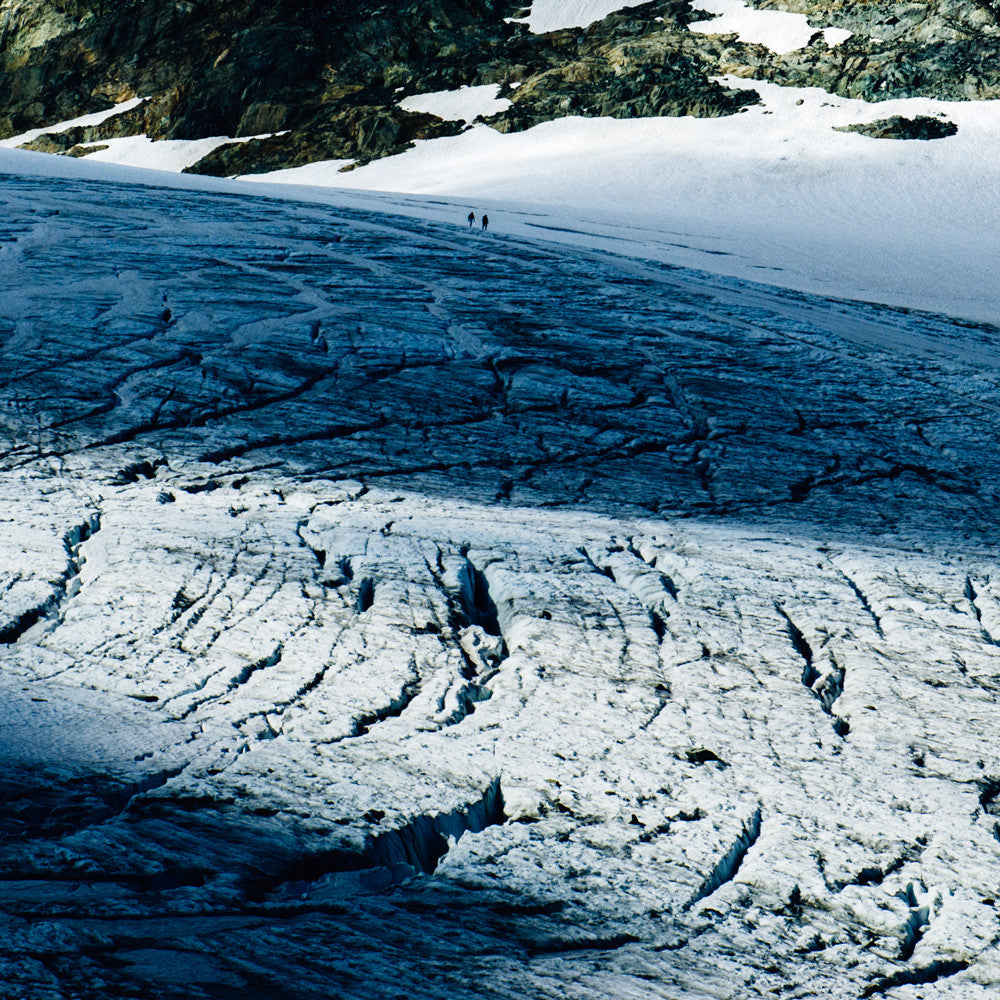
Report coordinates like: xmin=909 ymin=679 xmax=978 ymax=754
xmin=246 ymin=77 xmax=1000 ymax=325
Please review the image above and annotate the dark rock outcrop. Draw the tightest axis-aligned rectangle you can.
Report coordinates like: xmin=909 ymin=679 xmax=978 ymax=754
xmin=835 ymin=115 xmax=959 ymax=140
xmin=720 ymin=1 xmax=1000 ymax=103
xmin=186 ymin=107 xmax=466 ymax=176
xmin=0 ymin=0 xmax=759 ymax=171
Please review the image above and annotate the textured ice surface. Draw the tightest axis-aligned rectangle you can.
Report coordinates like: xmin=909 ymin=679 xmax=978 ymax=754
xmin=1 ymin=170 xmax=999 ymax=999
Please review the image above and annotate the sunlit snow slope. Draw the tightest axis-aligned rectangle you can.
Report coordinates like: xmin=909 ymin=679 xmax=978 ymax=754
xmin=1 ymin=160 xmax=1000 ymax=1000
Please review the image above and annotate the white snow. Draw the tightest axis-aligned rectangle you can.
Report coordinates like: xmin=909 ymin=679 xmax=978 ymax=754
xmin=510 ymin=0 xmax=852 ymax=47
xmin=398 ymin=84 xmax=511 ymax=123
xmin=2 ymin=129 xmax=291 ymax=173
xmin=241 ymin=77 xmax=1000 ymax=325
xmin=513 ymin=0 xmax=650 ymax=33
xmin=689 ymin=0 xmax=852 ymax=54
xmin=0 ymin=97 xmax=147 ymax=148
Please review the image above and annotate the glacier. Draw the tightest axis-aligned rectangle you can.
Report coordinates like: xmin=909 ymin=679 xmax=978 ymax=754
xmin=1 ymin=156 xmax=999 ymax=999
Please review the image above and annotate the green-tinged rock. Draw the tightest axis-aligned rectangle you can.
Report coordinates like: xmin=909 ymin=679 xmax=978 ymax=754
xmin=65 ymin=142 xmax=108 ymax=156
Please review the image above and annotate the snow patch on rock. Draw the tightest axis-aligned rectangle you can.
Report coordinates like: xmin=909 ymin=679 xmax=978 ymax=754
xmin=398 ymin=84 xmax=512 ymax=123
xmin=689 ymin=0 xmax=852 ymax=54
xmin=513 ymin=0 xmax=650 ymax=34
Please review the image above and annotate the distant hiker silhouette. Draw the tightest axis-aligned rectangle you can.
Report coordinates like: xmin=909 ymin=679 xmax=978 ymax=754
xmin=467 ymin=212 xmax=475 ymax=228
xmin=481 ymin=214 xmax=489 ymax=231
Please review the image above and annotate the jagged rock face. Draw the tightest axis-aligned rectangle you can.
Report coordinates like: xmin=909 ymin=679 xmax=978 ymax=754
xmin=0 ymin=0 xmax=518 ymax=157
xmin=6 ymin=0 xmax=1000 ymax=172
xmin=744 ymin=0 xmax=1000 ymax=101
xmin=489 ymin=7 xmax=760 ymax=132
xmin=187 ymin=1 xmax=757 ymax=175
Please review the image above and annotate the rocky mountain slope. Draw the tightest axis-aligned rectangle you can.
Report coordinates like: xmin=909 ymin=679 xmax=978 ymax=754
xmin=3 ymin=0 xmax=1000 ymax=174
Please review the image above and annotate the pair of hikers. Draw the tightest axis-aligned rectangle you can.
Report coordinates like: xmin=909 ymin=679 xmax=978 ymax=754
xmin=467 ymin=211 xmax=489 ymax=231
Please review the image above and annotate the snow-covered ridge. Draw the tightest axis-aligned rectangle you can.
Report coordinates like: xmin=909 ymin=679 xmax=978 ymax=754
xmin=1 ymin=102 xmax=290 ymax=172
xmin=70 ymin=131 xmax=288 ymax=172
xmin=689 ymin=0 xmax=852 ymax=54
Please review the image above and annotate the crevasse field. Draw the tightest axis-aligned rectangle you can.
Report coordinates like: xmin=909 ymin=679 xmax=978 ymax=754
xmin=1 ymin=3 xmax=1000 ymax=998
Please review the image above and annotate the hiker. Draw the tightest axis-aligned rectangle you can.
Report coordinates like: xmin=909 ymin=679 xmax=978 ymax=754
xmin=467 ymin=211 xmax=475 ymax=228
xmin=482 ymin=213 xmax=489 ymax=232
